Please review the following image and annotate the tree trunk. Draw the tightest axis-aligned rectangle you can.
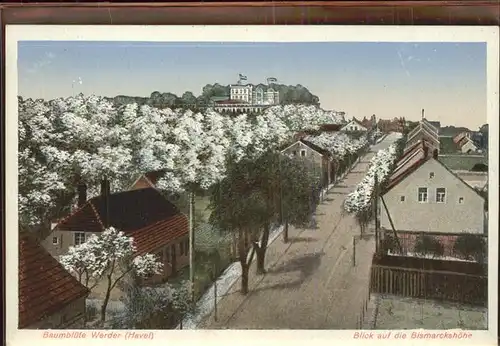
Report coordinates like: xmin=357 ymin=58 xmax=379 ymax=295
xmin=255 ymin=223 xmax=271 ymax=275
xmin=256 ymin=247 xmax=266 ymax=275
xmin=241 ymin=263 xmax=249 ymax=294
xmin=283 ymin=220 xmax=289 ymax=243
xmin=100 ymin=274 xmax=113 ymax=324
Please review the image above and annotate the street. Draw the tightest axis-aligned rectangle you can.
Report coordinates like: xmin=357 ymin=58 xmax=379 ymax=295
xmin=199 ymin=134 xmax=400 ymax=329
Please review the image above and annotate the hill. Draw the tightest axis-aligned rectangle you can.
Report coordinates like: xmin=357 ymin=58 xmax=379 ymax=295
xmin=439 ymin=125 xmax=471 ymax=137
xmin=107 ymin=83 xmax=320 ymax=108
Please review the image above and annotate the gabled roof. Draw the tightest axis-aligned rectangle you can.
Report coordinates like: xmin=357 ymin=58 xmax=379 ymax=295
xmin=460 ymin=137 xmax=479 ymax=149
xmin=389 ymin=141 xmax=430 ymax=187
xmin=383 ymin=156 xmax=485 ymax=198
xmin=55 ymin=188 xmax=181 ymax=234
xmin=300 ymin=139 xmax=331 ymax=157
xmin=341 ymin=118 xmax=367 ymax=130
xmin=407 ymin=125 xmax=440 ymax=146
xmin=19 ymin=234 xmax=89 ymax=328
xmin=424 ymin=119 xmax=441 ymax=132
xmin=279 ymin=139 xmax=330 ymax=157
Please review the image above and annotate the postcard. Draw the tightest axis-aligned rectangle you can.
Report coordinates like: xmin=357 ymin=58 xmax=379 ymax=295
xmin=4 ymin=25 xmax=499 ymax=346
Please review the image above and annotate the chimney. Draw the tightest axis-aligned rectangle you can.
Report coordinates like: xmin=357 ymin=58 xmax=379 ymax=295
xmin=421 ymin=108 xmax=425 ymax=120
xmin=77 ymin=183 xmax=87 ymax=207
xmin=100 ymin=179 xmax=110 ymax=197
xmin=100 ymin=179 xmax=110 ymax=228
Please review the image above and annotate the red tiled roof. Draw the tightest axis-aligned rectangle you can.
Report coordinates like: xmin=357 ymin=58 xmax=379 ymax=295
xmin=383 ymin=157 xmax=428 ymax=193
xmin=55 ymin=202 xmax=105 ymax=234
xmin=19 ymin=234 xmax=89 ymax=328
xmin=128 ymin=214 xmax=189 ymax=255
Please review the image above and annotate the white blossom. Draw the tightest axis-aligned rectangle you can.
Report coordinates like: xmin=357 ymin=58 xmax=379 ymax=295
xmin=59 ymin=227 xmax=163 ymax=286
xmin=343 ymin=144 xmax=398 ymax=214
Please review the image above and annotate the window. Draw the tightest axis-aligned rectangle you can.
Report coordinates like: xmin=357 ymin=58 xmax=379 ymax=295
xmin=418 ymin=187 xmax=428 ymax=203
xmin=179 ymin=242 xmax=185 ymax=256
xmin=156 ymin=251 xmax=164 ymax=262
xmin=292 ymin=150 xmax=297 ymax=156
xmin=400 ymin=196 xmax=405 ymax=202
xmin=436 ymin=188 xmax=446 ymax=203
xmin=458 ymin=197 xmax=464 ymax=204
xmin=429 ymin=172 xmax=435 ymax=179
xmin=74 ymin=232 xmax=86 ymax=246
xmin=52 ymin=236 xmax=58 ymax=245
xmin=300 ymin=149 xmax=307 ymax=157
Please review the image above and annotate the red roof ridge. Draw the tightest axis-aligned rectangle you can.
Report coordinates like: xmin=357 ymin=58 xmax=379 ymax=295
xmin=89 ymin=201 xmax=106 ymax=232
xmin=53 ymin=202 xmax=89 ymax=230
xmin=383 ymin=157 xmax=429 ymax=193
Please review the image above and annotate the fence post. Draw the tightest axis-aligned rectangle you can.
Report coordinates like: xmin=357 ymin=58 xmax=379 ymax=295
xmin=352 ymin=236 xmax=356 ymax=267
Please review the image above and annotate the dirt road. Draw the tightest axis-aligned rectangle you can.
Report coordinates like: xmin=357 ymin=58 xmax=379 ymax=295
xmin=199 ymin=134 xmax=399 ymax=329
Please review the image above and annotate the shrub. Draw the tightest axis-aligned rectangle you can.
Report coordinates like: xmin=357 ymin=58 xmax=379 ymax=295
xmin=453 ymin=234 xmax=487 ymax=263
xmin=381 ymin=233 xmax=403 ymax=255
xmin=414 ymin=234 xmax=444 ymax=258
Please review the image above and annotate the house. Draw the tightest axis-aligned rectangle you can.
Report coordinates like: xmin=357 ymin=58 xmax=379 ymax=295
xmin=340 ymin=118 xmax=368 ymax=132
xmin=405 ymin=119 xmax=440 ymax=153
xmin=19 ymin=233 xmax=89 ymax=329
xmin=280 ymin=139 xmax=335 ymax=187
xmin=380 ymin=144 xmax=485 ymax=235
xmin=453 ymin=131 xmax=469 ymax=144
xmin=459 ymin=137 xmax=479 ymax=154
xmin=42 ymin=183 xmax=189 ymax=284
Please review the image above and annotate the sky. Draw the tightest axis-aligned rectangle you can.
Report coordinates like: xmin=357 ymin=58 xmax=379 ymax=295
xmin=17 ymin=41 xmax=487 ymax=129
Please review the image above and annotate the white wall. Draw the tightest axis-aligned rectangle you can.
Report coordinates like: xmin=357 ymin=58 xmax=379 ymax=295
xmin=380 ymin=159 xmax=485 ymax=234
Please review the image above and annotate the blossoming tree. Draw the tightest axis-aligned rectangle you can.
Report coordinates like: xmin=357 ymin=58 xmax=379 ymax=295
xmin=59 ymin=227 xmax=163 ymax=323
xmin=343 ymin=144 xmax=398 ymax=234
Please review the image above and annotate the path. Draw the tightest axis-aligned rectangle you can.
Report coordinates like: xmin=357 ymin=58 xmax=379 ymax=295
xmin=198 ymin=134 xmax=400 ymax=329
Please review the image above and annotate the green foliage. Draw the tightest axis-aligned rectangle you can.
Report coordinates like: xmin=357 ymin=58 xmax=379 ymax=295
xmin=414 ymin=234 xmax=444 ymax=258
xmin=453 ymin=234 xmax=487 ymax=263
xmin=110 ymin=280 xmax=193 ymax=329
xmin=208 ymin=150 xmax=319 ymax=237
xmin=107 ymin=83 xmax=320 ymax=110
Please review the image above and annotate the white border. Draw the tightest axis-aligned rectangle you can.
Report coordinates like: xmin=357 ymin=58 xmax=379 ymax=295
xmin=5 ymin=25 xmax=499 ymax=346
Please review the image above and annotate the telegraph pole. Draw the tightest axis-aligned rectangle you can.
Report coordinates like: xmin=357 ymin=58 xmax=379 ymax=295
xmin=374 ymin=173 xmax=379 ymax=252
xmin=189 ymin=191 xmax=195 ymax=309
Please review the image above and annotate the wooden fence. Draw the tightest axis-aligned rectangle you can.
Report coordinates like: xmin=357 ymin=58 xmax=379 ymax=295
xmin=370 ymin=261 xmax=487 ymax=307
